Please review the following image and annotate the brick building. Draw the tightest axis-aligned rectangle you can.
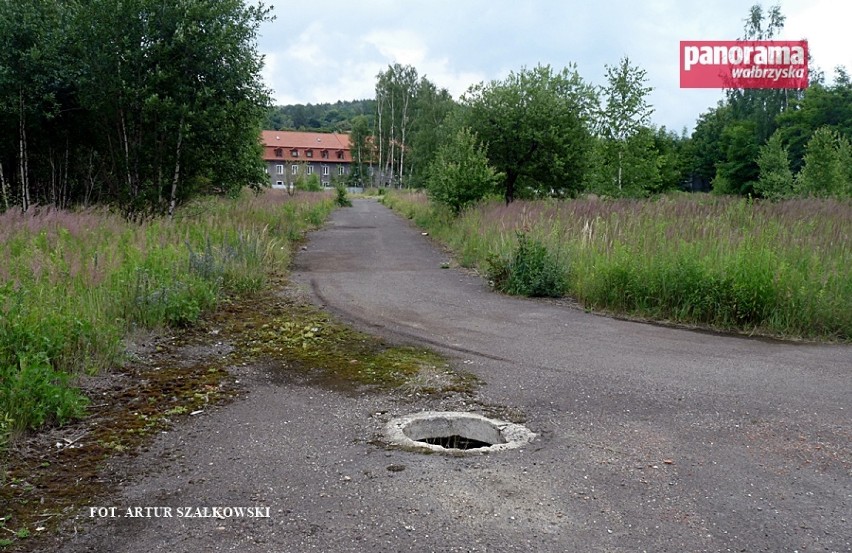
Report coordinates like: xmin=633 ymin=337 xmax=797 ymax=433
xmin=261 ymin=130 xmax=352 ymax=188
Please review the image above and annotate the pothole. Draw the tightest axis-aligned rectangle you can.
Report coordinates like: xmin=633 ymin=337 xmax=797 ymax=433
xmin=385 ymin=411 xmax=536 ymax=454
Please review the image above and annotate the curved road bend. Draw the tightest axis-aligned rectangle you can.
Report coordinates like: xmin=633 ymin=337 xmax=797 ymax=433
xmin=292 ymin=198 xmax=851 ymax=552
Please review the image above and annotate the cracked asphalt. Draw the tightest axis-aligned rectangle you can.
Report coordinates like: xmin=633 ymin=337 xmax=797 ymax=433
xmin=55 ymin=198 xmax=850 ymax=552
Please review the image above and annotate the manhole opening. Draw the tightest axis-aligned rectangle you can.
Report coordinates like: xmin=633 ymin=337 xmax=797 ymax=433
xmin=402 ymin=417 xmax=506 ymax=451
xmin=385 ymin=411 xmax=536 ymax=455
xmin=420 ymin=435 xmax=494 ymax=450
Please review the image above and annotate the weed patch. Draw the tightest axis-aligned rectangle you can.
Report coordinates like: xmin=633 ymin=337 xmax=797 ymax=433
xmin=216 ymin=289 xmax=476 ymax=393
xmin=0 ymin=354 xmax=88 ymax=435
xmin=487 ymin=233 xmax=566 ymax=297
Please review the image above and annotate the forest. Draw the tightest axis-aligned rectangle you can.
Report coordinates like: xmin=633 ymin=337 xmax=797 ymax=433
xmin=0 ymin=0 xmax=272 ymax=217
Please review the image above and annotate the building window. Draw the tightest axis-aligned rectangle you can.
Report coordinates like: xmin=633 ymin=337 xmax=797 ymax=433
xmin=338 ymin=165 xmax=345 ymax=176
xmin=321 ymin=150 xmax=329 ymax=159
xmin=336 ymin=150 xmax=344 ymax=159
xmin=307 ymin=165 xmax=314 ymax=175
xmin=322 ymin=165 xmax=329 ymax=176
xmin=274 ymin=148 xmax=283 ymax=158
xmin=306 ymin=149 xmax=313 ymax=158
xmin=291 ymin=164 xmax=299 ymax=175
xmin=276 ymin=164 xmax=284 ymax=175
xmin=275 ymin=181 xmax=283 ymax=187
xmin=290 ymin=149 xmax=299 ymax=157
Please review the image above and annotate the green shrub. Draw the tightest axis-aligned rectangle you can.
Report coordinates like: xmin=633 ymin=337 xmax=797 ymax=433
xmin=335 ymin=184 xmax=353 ymax=207
xmin=297 ymin=173 xmax=323 ymax=192
xmin=0 ymin=353 xmax=88 ymax=434
xmin=487 ymin=232 xmax=566 ymax=297
xmin=426 ymin=127 xmax=500 ymax=214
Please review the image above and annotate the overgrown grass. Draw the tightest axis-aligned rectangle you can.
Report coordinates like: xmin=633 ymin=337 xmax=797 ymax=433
xmin=383 ymin=191 xmax=852 ymax=341
xmin=0 ymin=190 xmax=334 ymax=444
xmin=486 ymin=232 xmax=566 ymax=297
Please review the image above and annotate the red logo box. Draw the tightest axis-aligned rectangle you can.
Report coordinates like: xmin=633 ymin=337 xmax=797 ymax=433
xmin=680 ymin=40 xmax=808 ymax=89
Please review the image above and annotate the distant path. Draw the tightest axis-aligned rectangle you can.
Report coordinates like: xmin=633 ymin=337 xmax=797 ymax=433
xmin=292 ymin=198 xmax=851 ymax=551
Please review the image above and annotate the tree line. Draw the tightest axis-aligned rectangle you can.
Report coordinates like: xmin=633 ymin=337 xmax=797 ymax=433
xmin=357 ymin=58 xmax=689 ymax=207
xmin=0 ymin=0 xmax=271 ymax=217
xmin=354 ymin=3 xmax=850 ymax=210
xmin=694 ymin=72 xmax=852 ymax=200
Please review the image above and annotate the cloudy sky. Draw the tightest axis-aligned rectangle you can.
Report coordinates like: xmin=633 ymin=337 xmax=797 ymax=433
xmin=257 ymin=0 xmax=850 ymax=132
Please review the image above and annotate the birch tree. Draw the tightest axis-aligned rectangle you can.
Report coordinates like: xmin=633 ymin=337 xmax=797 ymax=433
xmin=375 ymin=64 xmax=419 ymax=187
xmin=598 ymin=56 xmax=654 ymax=191
xmin=348 ymin=115 xmax=371 ymax=185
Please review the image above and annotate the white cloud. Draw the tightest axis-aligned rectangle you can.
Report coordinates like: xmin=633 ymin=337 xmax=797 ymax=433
xmin=363 ymin=29 xmax=428 ymax=66
xmin=261 ymin=21 xmax=489 ymax=106
xmin=783 ymin=0 xmax=851 ymax=80
xmin=284 ymin=22 xmax=332 ymax=66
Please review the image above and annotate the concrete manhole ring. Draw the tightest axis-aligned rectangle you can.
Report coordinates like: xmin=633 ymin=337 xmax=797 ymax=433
xmin=385 ymin=411 xmax=536 ymax=455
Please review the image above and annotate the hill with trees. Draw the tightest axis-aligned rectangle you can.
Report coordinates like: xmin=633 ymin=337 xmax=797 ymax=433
xmin=265 ymin=100 xmax=375 ymax=132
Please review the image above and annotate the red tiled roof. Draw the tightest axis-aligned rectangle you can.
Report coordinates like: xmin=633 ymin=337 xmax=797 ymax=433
xmin=261 ymin=130 xmax=352 ymax=163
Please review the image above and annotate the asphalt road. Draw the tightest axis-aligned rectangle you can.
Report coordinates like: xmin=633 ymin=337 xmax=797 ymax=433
xmin=57 ymin=198 xmax=850 ymax=552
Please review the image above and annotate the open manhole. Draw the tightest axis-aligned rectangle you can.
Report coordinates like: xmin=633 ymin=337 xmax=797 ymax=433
xmin=385 ymin=411 xmax=535 ymax=454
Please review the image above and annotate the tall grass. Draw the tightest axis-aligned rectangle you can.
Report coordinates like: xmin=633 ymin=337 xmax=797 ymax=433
xmin=384 ymin=191 xmax=852 ymax=341
xmin=0 ymin=190 xmax=334 ymax=442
